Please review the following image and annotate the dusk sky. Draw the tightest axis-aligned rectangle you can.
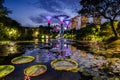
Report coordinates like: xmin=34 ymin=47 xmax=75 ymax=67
xmin=4 ymin=0 xmax=81 ymax=27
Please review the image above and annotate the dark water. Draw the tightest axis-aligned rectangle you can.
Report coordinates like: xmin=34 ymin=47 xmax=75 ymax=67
xmin=0 ymin=39 xmax=118 ymax=80
xmin=0 ymin=39 xmax=82 ymax=80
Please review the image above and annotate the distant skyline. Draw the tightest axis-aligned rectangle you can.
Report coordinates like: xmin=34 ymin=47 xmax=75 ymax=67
xmin=4 ymin=0 xmax=80 ymax=27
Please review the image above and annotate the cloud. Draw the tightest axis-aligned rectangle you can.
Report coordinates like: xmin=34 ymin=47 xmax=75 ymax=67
xmin=30 ymin=0 xmax=80 ymax=25
xmin=34 ymin=0 xmax=80 ymax=14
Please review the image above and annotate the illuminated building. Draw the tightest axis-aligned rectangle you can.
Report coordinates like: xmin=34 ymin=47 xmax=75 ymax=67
xmin=71 ymin=16 xmax=78 ymax=29
xmin=81 ymin=15 xmax=88 ymax=28
xmin=71 ymin=15 xmax=88 ymax=29
xmin=93 ymin=15 xmax=102 ymax=25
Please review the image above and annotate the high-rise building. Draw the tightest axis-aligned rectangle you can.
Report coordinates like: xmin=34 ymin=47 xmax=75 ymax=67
xmin=76 ymin=16 xmax=81 ymax=30
xmin=93 ymin=16 xmax=102 ymax=25
xmin=70 ymin=15 xmax=103 ymax=30
xmin=71 ymin=15 xmax=88 ymax=29
xmin=81 ymin=16 xmax=88 ymax=28
xmin=71 ymin=16 xmax=81 ymax=30
xmin=71 ymin=16 xmax=78 ymax=29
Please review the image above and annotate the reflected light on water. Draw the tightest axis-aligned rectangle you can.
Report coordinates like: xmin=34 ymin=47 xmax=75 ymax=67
xmin=64 ymin=44 xmax=67 ymax=47
xmin=41 ymin=39 xmax=45 ymax=43
xmin=9 ymin=42 xmax=15 ymax=46
xmin=46 ymin=39 xmax=49 ymax=43
xmin=9 ymin=46 xmax=18 ymax=54
xmin=34 ymin=39 xmax=39 ymax=45
xmin=71 ymin=46 xmax=77 ymax=51
xmin=36 ymin=53 xmax=40 ymax=63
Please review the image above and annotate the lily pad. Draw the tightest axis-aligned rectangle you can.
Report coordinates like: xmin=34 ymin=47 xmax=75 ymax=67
xmin=51 ymin=59 xmax=78 ymax=71
xmin=24 ymin=65 xmax=47 ymax=77
xmin=0 ymin=65 xmax=15 ymax=79
xmin=11 ymin=56 xmax=35 ymax=64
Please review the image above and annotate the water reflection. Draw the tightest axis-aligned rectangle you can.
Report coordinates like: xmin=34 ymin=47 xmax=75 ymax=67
xmin=0 ymin=42 xmax=25 ymax=56
xmin=34 ymin=39 xmax=39 ymax=45
xmin=2 ymin=39 xmax=120 ymax=80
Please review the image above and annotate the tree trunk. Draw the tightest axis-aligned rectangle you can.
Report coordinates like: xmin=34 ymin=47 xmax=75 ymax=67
xmin=110 ymin=20 xmax=118 ymax=39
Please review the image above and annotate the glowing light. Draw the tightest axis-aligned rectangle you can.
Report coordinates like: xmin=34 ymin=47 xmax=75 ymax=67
xmin=64 ymin=20 xmax=71 ymax=27
xmin=55 ymin=15 xmax=69 ymax=24
xmin=45 ymin=16 xmax=52 ymax=23
xmin=56 ymin=26 xmax=60 ymax=30
xmin=9 ymin=42 xmax=15 ymax=46
xmin=46 ymin=35 xmax=49 ymax=43
xmin=9 ymin=45 xmax=17 ymax=54
xmin=64 ymin=39 xmax=67 ymax=42
xmin=35 ymin=31 xmax=39 ymax=35
xmin=46 ymin=39 xmax=48 ymax=43
xmin=41 ymin=35 xmax=44 ymax=38
xmin=9 ymin=47 xmax=14 ymax=52
xmin=56 ymin=44 xmax=59 ymax=48
xmin=46 ymin=35 xmax=49 ymax=39
xmin=33 ymin=31 xmax=39 ymax=38
xmin=64 ymin=44 xmax=67 ymax=47
xmin=34 ymin=39 xmax=39 ymax=44
xmin=42 ymin=39 xmax=45 ymax=43
xmin=64 ymin=27 xmax=67 ymax=30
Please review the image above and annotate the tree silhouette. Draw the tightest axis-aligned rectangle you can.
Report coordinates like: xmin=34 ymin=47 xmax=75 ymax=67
xmin=78 ymin=0 xmax=120 ymax=39
xmin=0 ymin=0 xmax=11 ymax=16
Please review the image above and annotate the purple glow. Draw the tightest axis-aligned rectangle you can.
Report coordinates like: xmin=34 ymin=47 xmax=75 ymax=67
xmin=64 ymin=20 xmax=71 ymax=27
xmin=64 ymin=27 xmax=67 ymax=30
xmin=56 ymin=26 xmax=60 ymax=30
xmin=56 ymin=44 xmax=59 ymax=48
xmin=55 ymin=15 xmax=69 ymax=24
xmin=64 ymin=44 xmax=67 ymax=47
xmin=45 ymin=16 xmax=52 ymax=23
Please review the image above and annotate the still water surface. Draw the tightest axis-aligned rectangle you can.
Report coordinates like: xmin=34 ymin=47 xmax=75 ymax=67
xmin=0 ymin=39 xmax=118 ymax=80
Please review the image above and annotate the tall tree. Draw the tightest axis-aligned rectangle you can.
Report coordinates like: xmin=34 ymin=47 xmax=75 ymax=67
xmin=78 ymin=0 xmax=120 ymax=39
xmin=0 ymin=0 xmax=11 ymax=16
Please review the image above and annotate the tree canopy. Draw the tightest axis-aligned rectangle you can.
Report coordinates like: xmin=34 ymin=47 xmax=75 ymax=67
xmin=78 ymin=0 xmax=120 ymax=39
xmin=0 ymin=0 xmax=11 ymax=16
xmin=79 ymin=0 xmax=120 ymax=19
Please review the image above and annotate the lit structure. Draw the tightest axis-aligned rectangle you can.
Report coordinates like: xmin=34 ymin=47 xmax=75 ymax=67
xmin=81 ymin=15 xmax=88 ymax=28
xmin=71 ymin=15 xmax=88 ymax=29
xmin=55 ymin=15 xmax=69 ymax=38
xmin=45 ymin=16 xmax=52 ymax=27
xmin=54 ymin=15 xmax=69 ymax=51
xmin=64 ymin=27 xmax=67 ymax=30
xmin=71 ymin=16 xmax=78 ymax=29
xmin=64 ymin=20 xmax=71 ymax=30
xmin=93 ymin=15 xmax=102 ymax=25
xmin=55 ymin=25 xmax=60 ymax=32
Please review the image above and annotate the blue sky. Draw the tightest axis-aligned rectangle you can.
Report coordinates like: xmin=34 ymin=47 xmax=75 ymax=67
xmin=4 ymin=0 xmax=80 ymax=27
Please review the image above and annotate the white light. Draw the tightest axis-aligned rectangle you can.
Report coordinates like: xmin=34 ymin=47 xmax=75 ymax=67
xmin=64 ymin=44 xmax=67 ymax=47
xmin=64 ymin=39 xmax=67 ymax=42
xmin=64 ymin=27 xmax=67 ymax=30
xmin=45 ymin=16 xmax=52 ymax=21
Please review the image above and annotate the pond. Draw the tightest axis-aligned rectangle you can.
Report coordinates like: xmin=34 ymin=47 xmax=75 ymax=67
xmin=0 ymin=39 xmax=120 ymax=80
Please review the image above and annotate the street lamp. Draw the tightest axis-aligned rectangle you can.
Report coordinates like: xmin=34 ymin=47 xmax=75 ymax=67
xmin=45 ymin=16 xmax=52 ymax=27
xmin=55 ymin=15 xmax=69 ymax=38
